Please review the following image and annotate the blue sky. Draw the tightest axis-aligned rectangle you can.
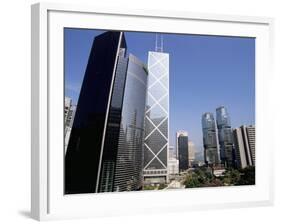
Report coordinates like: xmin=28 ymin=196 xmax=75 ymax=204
xmin=65 ymin=28 xmax=255 ymax=155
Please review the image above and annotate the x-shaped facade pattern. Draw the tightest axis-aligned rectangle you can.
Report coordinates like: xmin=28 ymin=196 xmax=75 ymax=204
xmin=143 ymin=51 xmax=169 ymax=175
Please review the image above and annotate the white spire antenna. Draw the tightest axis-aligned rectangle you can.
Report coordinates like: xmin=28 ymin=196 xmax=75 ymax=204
xmin=155 ymin=33 xmax=164 ymax=52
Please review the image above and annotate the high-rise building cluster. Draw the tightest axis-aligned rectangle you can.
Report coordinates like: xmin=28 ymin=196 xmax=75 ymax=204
xmin=65 ymin=31 xmax=170 ymax=193
xmin=201 ymin=106 xmax=255 ymax=169
xmin=64 ymin=31 xmax=255 ymax=194
xmin=166 ymin=131 xmax=197 ymax=177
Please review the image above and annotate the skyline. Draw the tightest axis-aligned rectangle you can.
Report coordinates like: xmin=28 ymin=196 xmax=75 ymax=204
xmin=65 ymin=28 xmax=255 ymax=156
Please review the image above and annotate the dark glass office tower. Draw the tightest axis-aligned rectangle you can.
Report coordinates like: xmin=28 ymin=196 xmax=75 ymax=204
xmin=202 ymin=113 xmax=219 ymax=165
xmin=216 ymin=106 xmax=234 ymax=167
xmin=99 ymin=53 xmax=148 ymax=192
xmin=65 ymin=31 xmax=148 ymax=194
xmin=176 ymin=131 xmax=189 ymax=172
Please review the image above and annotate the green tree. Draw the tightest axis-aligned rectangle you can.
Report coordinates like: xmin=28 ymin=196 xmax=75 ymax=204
xmin=183 ymin=166 xmax=255 ymax=188
xmin=158 ymin=183 xmax=166 ymax=190
xmin=143 ymin=185 xmax=157 ymax=190
xmin=184 ymin=174 xmax=201 ymax=188
xmin=222 ymin=169 xmax=241 ymax=185
xmin=205 ymin=178 xmax=223 ymax=187
xmin=237 ymin=166 xmax=255 ymax=185
xmin=184 ymin=167 xmax=216 ymax=188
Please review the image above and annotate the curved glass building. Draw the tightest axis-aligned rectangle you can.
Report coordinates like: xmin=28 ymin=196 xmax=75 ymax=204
xmin=216 ymin=106 xmax=234 ymax=167
xmin=65 ymin=31 xmax=148 ymax=193
xmin=202 ymin=112 xmax=219 ymax=165
xmin=99 ymin=53 xmax=148 ymax=192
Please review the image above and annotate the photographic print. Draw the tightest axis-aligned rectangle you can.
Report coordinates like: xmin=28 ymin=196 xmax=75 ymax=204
xmin=64 ymin=28 xmax=255 ymax=194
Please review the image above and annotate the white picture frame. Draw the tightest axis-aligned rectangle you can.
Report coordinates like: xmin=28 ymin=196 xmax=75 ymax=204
xmin=31 ymin=2 xmax=274 ymax=221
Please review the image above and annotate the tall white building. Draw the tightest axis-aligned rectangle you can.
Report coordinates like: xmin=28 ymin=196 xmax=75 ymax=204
xmin=143 ymin=43 xmax=169 ymax=184
xmin=168 ymin=146 xmax=179 ymax=176
xmin=169 ymin=146 xmax=176 ymax=159
xmin=188 ymin=141 xmax=196 ymax=167
xmin=168 ymin=158 xmax=179 ymax=175
xmin=64 ymin=97 xmax=76 ymax=153
xmin=246 ymin=125 xmax=255 ymax=165
xmin=233 ymin=125 xmax=255 ymax=168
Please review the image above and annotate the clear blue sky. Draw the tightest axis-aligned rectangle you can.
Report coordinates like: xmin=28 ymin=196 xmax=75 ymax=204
xmin=65 ymin=28 xmax=255 ymax=156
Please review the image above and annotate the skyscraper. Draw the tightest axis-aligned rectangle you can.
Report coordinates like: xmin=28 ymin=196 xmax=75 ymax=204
xmin=167 ymin=146 xmax=179 ymax=177
xmin=202 ymin=112 xmax=219 ymax=165
xmin=176 ymin=131 xmax=189 ymax=172
xmin=65 ymin=31 xmax=148 ymax=193
xmin=233 ymin=125 xmax=255 ymax=168
xmin=168 ymin=158 xmax=179 ymax=176
xmin=168 ymin=146 xmax=176 ymax=159
xmin=246 ymin=125 xmax=255 ymax=165
xmin=216 ymin=106 xmax=234 ymax=167
xmin=143 ymin=37 xmax=169 ymax=184
xmin=64 ymin=97 xmax=76 ymax=153
xmin=188 ymin=141 xmax=196 ymax=167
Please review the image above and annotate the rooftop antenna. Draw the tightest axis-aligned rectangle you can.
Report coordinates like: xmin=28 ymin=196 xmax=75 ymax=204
xmin=155 ymin=33 xmax=163 ymax=52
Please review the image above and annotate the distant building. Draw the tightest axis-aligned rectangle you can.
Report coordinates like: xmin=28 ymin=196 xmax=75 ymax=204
xmin=188 ymin=141 xmax=196 ymax=167
xmin=176 ymin=131 xmax=189 ymax=171
xmin=169 ymin=146 xmax=176 ymax=159
xmin=190 ymin=160 xmax=205 ymax=168
xmin=195 ymin=149 xmax=204 ymax=162
xmin=216 ymin=106 xmax=234 ymax=167
xmin=246 ymin=125 xmax=255 ymax=165
xmin=168 ymin=146 xmax=179 ymax=176
xmin=64 ymin=97 xmax=76 ymax=153
xmin=64 ymin=97 xmax=71 ymax=121
xmin=168 ymin=158 xmax=179 ymax=175
xmin=202 ymin=113 xmax=219 ymax=165
xmin=233 ymin=125 xmax=255 ymax=168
